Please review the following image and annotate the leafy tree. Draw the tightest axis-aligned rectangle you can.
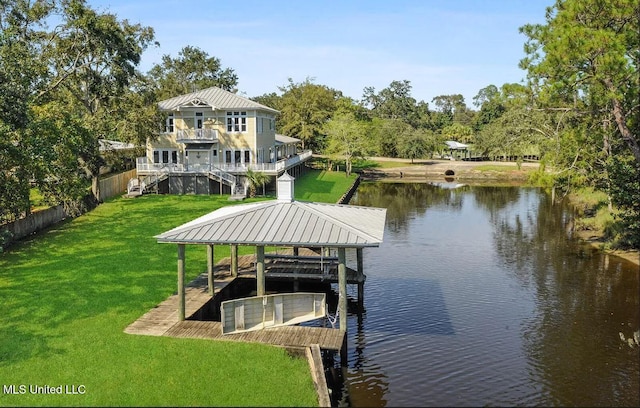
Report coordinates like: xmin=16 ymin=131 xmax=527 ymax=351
xmin=49 ymin=0 xmax=156 ymax=203
xmin=148 ymin=45 xmax=238 ymax=100
xmin=520 ymin=0 xmax=639 ymax=165
xmin=277 ymin=77 xmax=340 ymax=151
xmin=323 ymin=112 xmax=367 ymax=176
xmin=441 ymin=122 xmax=474 ymax=144
xmin=397 ymin=130 xmax=428 ymax=163
xmin=472 ymin=85 xmax=500 ymax=108
xmin=472 ymin=85 xmax=505 ymax=132
xmin=362 ymin=80 xmax=419 ymax=126
xmin=252 ymin=92 xmax=282 ymax=112
xmin=475 ymin=106 xmax=545 ymax=168
xmin=0 ymin=0 xmax=54 ymax=220
xmin=431 ymin=94 xmax=469 ymax=128
xmin=367 ymin=118 xmax=412 ymax=158
xmin=520 ymin=0 xmax=639 ymax=248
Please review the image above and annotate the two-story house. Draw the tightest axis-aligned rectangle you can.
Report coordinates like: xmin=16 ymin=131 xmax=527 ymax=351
xmin=135 ymin=86 xmax=311 ymax=196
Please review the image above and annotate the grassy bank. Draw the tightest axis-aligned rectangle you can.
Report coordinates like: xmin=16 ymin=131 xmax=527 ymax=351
xmin=294 ymin=169 xmax=357 ymax=202
xmin=567 ymin=187 xmax=639 ymax=265
xmin=0 ymin=194 xmax=318 ymax=407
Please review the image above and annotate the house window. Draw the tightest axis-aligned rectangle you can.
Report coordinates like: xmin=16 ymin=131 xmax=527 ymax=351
xmin=226 ymin=111 xmax=247 ymax=132
xmin=244 ymin=150 xmax=250 ymax=164
xmin=225 ymin=150 xmax=232 ymax=164
xmin=234 ymin=150 xmax=241 ymax=165
xmin=165 ymin=114 xmax=174 ymax=133
xmin=153 ymin=149 xmax=178 ymax=164
xmin=257 ymin=117 xmax=263 ymax=133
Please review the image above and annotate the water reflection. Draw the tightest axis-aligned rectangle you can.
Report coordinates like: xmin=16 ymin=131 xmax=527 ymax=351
xmin=344 ymin=182 xmax=639 ymax=407
xmin=353 ymin=182 xmax=467 ymax=235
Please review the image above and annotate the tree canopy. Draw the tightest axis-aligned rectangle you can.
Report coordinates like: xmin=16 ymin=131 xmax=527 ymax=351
xmin=148 ymin=45 xmax=238 ymax=100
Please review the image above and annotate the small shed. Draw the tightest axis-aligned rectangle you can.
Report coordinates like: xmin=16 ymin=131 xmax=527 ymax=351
xmin=155 ymin=173 xmax=386 ymax=332
xmin=444 ymin=140 xmax=469 ymax=160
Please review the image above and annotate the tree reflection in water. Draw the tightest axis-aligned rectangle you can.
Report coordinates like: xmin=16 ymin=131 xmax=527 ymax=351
xmin=343 ymin=182 xmax=639 ymax=407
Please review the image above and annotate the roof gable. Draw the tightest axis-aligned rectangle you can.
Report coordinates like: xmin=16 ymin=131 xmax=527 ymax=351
xmin=158 ymin=86 xmax=279 ymax=114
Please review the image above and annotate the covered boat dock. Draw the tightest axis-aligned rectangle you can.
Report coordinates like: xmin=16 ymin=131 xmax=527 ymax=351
xmin=153 ymin=172 xmax=387 ymax=334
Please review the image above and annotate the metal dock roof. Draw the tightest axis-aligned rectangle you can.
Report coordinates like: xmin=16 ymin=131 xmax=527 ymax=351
xmin=155 ymin=200 xmax=386 ymax=248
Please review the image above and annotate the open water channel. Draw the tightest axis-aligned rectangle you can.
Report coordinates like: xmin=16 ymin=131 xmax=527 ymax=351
xmin=330 ymin=181 xmax=639 ymax=407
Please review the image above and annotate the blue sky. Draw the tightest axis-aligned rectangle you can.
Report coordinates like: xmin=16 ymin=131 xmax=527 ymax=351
xmin=89 ymin=0 xmax=552 ymax=107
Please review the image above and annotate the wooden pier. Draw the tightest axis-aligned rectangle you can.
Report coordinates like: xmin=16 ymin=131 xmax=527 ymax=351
xmin=124 ymin=249 xmax=346 ymax=351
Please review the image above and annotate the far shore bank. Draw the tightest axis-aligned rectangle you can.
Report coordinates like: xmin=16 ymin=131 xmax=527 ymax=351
xmin=359 ymin=159 xmax=539 ymax=182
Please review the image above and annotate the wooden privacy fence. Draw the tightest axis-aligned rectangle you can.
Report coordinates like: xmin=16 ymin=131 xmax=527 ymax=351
xmin=1 ymin=169 xmax=137 ymax=250
xmin=99 ymin=169 xmax=137 ymax=201
xmin=2 ymin=205 xmax=69 ymax=245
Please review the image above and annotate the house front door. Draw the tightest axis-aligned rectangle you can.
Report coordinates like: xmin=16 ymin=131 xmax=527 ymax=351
xmin=186 ymin=149 xmax=210 ymax=171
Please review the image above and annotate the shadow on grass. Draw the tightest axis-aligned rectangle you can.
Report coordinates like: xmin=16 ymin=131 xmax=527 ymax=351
xmin=0 ymin=325 xmax=65 ymax=368
xmin=297 ymin=179 xmax=336 ymax=199
xmin=0 ymin=195 xmax=236 ymax=366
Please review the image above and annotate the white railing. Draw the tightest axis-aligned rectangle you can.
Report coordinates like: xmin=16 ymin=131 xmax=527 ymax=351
xmin=136 ymin=150 xmax=312 ymax=176
xmin=216 ymin=150 xmax=313 ymax=173
xmin=175 ymin=128 xmax=218 ymax=141
xmin=136 ymin=158 xmax=184 ymax=173
xmin=136 ymin=157 xmax=236 ymax=185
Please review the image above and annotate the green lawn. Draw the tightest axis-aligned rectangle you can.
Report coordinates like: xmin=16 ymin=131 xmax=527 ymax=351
xmin=0 ymin=194 xmax=318 ymax=407
xmin=295 ymin=169 xmax=357 ymax=203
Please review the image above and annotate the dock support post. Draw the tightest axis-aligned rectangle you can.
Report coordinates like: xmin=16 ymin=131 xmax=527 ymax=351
xmin=256 ymin=245 xmax=265 ymax=296
xmin=231 ymin=244 xmax=238 ymax=277
xmin=338 ymin=247 xmax=347 ymax=333
xmin=293 ymin=246 xmax=299 ymax=256
xmin=177 ymin=244 xmax=186 ymax=321
xmin=356 ymin=248 xmax=364 ymax=307
xmin=207 ymin=244 xmax=214 ymax=296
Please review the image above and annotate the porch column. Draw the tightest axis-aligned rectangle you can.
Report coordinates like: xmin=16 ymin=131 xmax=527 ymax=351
xmin=231 ymin=244 xmax=238 ymax=277
xmin=338 ymin=247 xmax=347 ymax=332
xmin=207 ymin=244 xmax=214 ymax=296
xmin=177 ymin=244 xmax=186 ymax=321
xmin=256 ymin=246 xmax=265 ymax=296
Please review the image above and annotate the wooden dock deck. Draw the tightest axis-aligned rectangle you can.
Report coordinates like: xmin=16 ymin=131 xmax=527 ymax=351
xmin=124 ymin=249 xmax=346 ymax=350
xmin=165 ymin=320 xmax=344 ymax=350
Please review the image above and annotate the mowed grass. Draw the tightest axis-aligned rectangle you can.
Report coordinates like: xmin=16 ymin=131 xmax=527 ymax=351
xmin=294 ymin=169 xmax=357 ymax=203
xmin=0 ymin=194 xmax=318 ymax=407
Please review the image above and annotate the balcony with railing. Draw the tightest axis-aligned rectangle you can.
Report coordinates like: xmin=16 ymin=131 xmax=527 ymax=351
xmin=174 ymin=128 xmax=218 ymax=143
xmin=217 ymin=150 xmax=313 ymax=174
xmin=136 ymin=150 xmax=313 ymax=176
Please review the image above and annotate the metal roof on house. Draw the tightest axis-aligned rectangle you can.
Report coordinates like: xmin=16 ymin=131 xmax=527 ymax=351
xmin=158 ymin=86 xmax=279 ymax=114
xmin=275 ymin=134 xmax=300 ymax=145
xmin=99 ymin=139 xmax=136 ymax=151
xmin=445 ymin=140 xmax=469 ymax=150
xmin=155 ymin=200 xmax=386 ymax=248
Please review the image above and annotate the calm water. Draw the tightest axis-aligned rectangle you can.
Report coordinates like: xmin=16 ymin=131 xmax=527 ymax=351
xmin=336 ymin=181 xmax=639 ymax=407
